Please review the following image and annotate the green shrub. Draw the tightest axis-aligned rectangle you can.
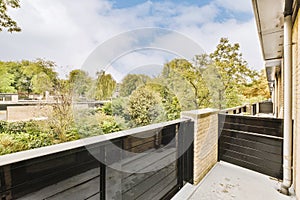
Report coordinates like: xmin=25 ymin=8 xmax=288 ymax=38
xmin=97 ymin=113 xmax=123 ymax=134
xmin=0 ymin=107 xmax=124 ymax=156
xmin=101 ymin=102 xmax=112 ymax=115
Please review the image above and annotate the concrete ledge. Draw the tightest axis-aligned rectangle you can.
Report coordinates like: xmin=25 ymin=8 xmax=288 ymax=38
xmin=181 ymin=108 xmax=219 ymax=119
xmin=171 ymin=183 xmax=197 ymax=200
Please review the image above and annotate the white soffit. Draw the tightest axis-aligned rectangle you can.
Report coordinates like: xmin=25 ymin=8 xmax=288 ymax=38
xmin=252 ymin=0 xmax=285 ymax=60
xmin=265 ymin=59 xmax=282 ymax=81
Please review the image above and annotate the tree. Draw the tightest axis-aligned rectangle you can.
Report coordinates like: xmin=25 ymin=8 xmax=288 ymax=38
xmin=209 ymin=38 xmax=255 ymax=108
xmin=0 ymin=0 xmax=21 ymax=32
xmin=160 ymin=63 xmax=195 ymax=111
xmin=194 ymin=54 xmax=226 ymax=109
xmin=119 ymin=74 xmax=150 ymax=97
xmin=128 ymin=86 xmax=165 ymax=127
xmin=48 ymin=79 xmax=76 ymax=142
xmin=144 ymin=83 xmax=181 ymax=120
xmin=68 ymin=69 xmax=92 ymax=98
xmin=0 ymin=65 xmax=16 ymax=93
xmin=0 ymin=59 xmax=58 ymax=96
xmin=163 ymin=59 xmax=210 ymax=109
xmin=10 ymin=59 xmax=58 ymax=96
xmin=31 ymin=72 xmax=53 ymax=95
xmin=90 ymin=71 xmax=116 ymax=100
xmin=243 ymin=69 xmax=271 ymax=101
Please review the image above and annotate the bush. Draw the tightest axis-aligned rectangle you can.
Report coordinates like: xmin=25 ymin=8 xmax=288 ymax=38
xmin=111 ymin=98 xmax=130 ymax=121
xmin=0 ymin=107 xmax=125 ymax=155
xmin=75 ymin=108 xmax=124 ymax=137
xmin=97 ymin=113 xmax=123 ymax=134
xmin=128 ymin=87 xmax=166 ymax=127
xmin=0 ymin=120 xmax=55 ymax=155
xmin=0 ymin=120 xmax=76 ymax=155
xmin=101 ymin=102 xmax=112 ymax=115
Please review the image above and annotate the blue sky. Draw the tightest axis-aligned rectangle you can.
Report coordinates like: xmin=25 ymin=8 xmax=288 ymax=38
xmin=111 ymin=0 xmax=212 ymax=9
xmin=110 ymin=0 xmax=253 ymax=22
xmin=0 ymin=0 xmax=263 ymax=81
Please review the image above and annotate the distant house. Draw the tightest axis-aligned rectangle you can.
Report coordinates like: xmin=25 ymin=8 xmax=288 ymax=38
xmin=0 ymin=93 xmax=18 ymax=103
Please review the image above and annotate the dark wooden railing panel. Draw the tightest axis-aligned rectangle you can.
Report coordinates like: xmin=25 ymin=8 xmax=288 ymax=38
xmin=1 ymin=146 xmax=102 ymax=199
xmin=218 ymin=114 xmax=283 ymax=179
xmin=221 ymin=122 xmax=282 ymax=137
xmin=178 ymin=120 xmax=194 ymax=185
xmin=0 ymin=119 xmax=194 ymax=200
xmin=252 ymin=104 xmax=257 ymax=115
xmin=219 ymin=142 xmax=282 ymax=164
xmin=220 ymin=130 xmax=283 ymax=148
xmin=220 ymin=154 xmax=282 ymax=179
xmin=220 ymin=114 xmax=283 ymax=137
xmin=105 ymin=120 xmax=194 ymax=200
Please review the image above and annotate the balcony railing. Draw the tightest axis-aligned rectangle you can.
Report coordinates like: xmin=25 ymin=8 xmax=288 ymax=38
xmin=0 ymin=107 xmax=284 ymax=200
xmin=0 ymin=118 xmax=194 ymax=200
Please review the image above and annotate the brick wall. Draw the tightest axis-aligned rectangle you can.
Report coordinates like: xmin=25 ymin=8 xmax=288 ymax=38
xmin=181 ymin=109 xmax=219 ymax=185
xmin=277 ymin=70 xmax=284 ymax=119
xmin=292 ymin=9 xmax=300 ymax=199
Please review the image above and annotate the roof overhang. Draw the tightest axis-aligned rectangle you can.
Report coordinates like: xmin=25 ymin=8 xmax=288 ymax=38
xmin=252 ymin=0 xmax=286 ymax=94
xmin=252 ymin=0 xmax=285 ymax=61
xmin=265 ymin=59 xmax=282 ymax=92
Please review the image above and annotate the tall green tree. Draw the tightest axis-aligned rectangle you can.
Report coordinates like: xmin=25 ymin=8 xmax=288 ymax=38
xmin=163 ymin=59 xmax=210 ymax=109
xmin=0 ymin=64 xmax=16 ymax=93
xmin=209 ymin=38 xmax=255 ymax=108
xmin=16 ymin=59 xmax=58 ymax=95
xmin=90 ymin=71 xmax=116 ymax=100
xmin=160 ymin=63 xmax=195 ymax=111
xmin=31 ymin=72 xmax=53 ymax=95
xmin=68 ymin=69 xmax=92 ymax=98
xmin=145 ymin=83 xmax=181 ymax=120
xmin=0 ymin=0 xmax=21 ymax=32
xmin=0 ymin=60 xmax=58 ymax=96
xmin=119 ymin=74 xmax=150 ymax=97
xmin=194 ymin=54 xmax=225 ymax=109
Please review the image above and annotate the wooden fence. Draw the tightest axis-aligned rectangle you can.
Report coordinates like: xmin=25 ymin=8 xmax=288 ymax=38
xmin=218 ymin=114 xmax=283 ymax=179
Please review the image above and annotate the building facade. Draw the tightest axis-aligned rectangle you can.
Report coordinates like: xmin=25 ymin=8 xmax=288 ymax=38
xmin=252 ymin=0 xmax=300 ymax=197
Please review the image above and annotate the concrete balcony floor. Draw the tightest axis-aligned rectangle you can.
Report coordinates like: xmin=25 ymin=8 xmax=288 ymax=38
xmin=173 ymin=162 xmax=295 ymax=200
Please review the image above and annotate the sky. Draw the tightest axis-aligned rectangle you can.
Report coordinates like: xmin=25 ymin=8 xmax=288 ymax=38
xmin=0 ymin=0 xmax=263 ymax=81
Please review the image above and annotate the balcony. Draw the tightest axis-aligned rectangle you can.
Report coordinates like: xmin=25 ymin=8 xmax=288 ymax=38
xmin=0 ymin=106 xmax=293 ymax=200
xmin=174 ymin=162 xmax=293 ymax=200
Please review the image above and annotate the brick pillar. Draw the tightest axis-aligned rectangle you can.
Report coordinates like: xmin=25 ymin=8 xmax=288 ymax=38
xmin=181 ymin=108 xmax=219 ymax=185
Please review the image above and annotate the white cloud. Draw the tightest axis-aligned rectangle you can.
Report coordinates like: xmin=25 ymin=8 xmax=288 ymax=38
xmin=109 ymin=50 xmax=168 ymax=81
xmin=173 ymin=4 xmax=219 ymax=27
xmin=177 ymin=18 xmax=263 ymax=69
xmin=0 ymin=0 xmax=263 ymax=79
xmin=214 ymin=0 xmax=253 ymax=13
